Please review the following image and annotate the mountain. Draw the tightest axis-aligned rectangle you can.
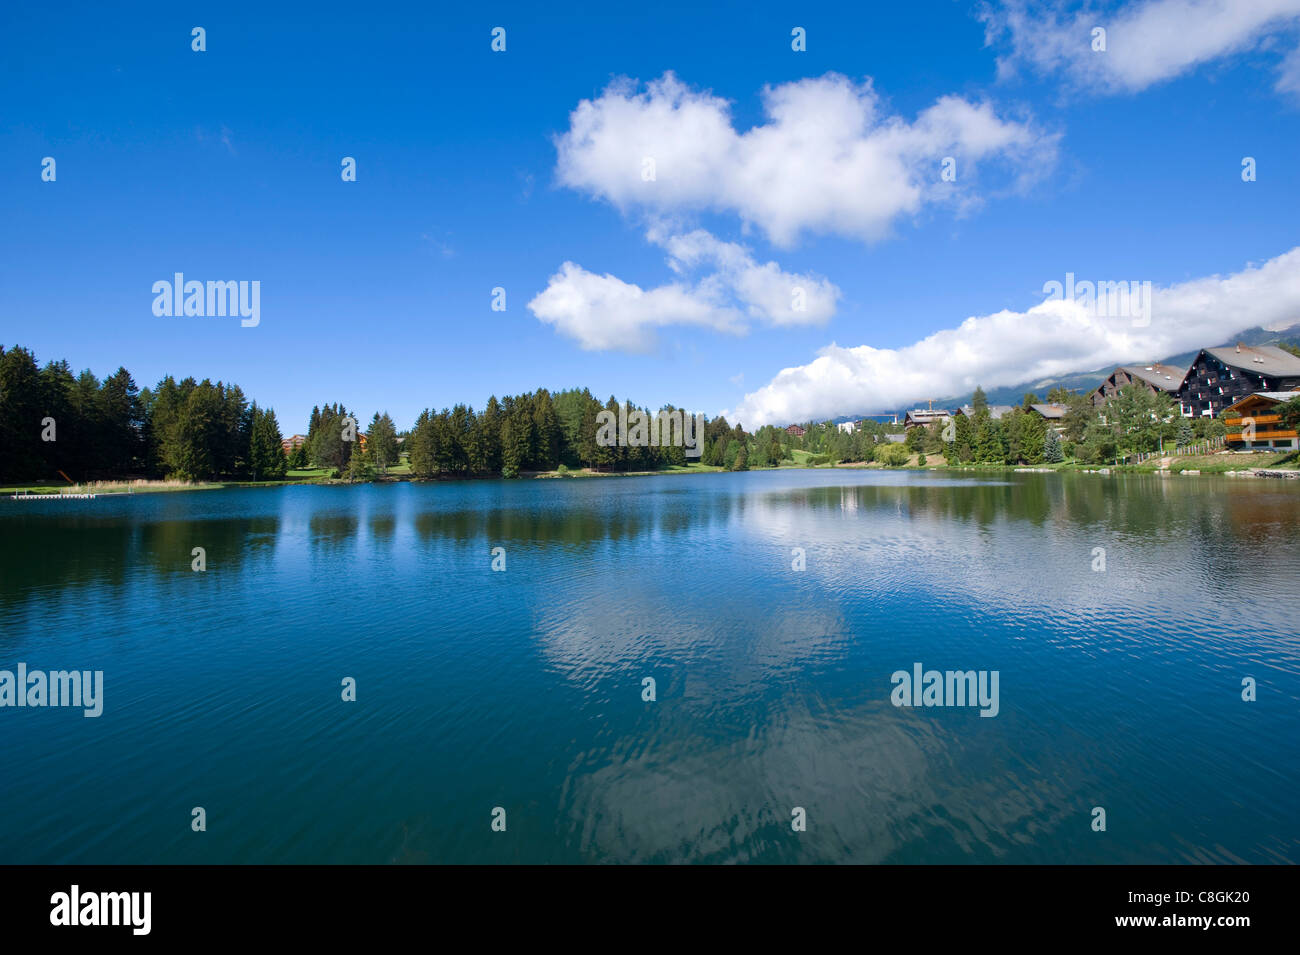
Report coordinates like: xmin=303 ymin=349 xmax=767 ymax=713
xmin=820 ymin=324 xmax=1300 ymax=425
xmin=936 ymin=323 xmax=1300 ymax=409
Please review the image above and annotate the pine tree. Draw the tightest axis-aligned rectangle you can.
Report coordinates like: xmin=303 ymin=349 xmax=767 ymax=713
xmin=466 ymin=408 xmax=488 ymax=474
xmin=1020 ymin=414 xmax=1046 ymax=464
xmin=480 ymin=396 xmax=503 ymax=474
xmin=974 ymin=420 xmax=1003 ymax=464
xmin=310 ymin=404 xmax=354 ymax=471
xmin=407 ymin=410 xmax=437 ymax=478
xmin=367 ymin=411 xmax=399 ymax=473
xmin=248 ymin=406 xmax=288 ymax=480
xmin=500 ymin=418 xmax=521 ymax=478
xmin=532 ymin=389 xmax=560 ymax=470
xmin=99 ymin=367 xmax=145 ymax=474
xmin=1044 ymin=428 xmax=1064 ymax=463
xmin=952 ymin=413 xmax=973 ymax=463
xmin=247 ymin=403 xmax=268 ymax=479
xmin=0 ymin=346 xmax=46 ymax=480
xmin=598 ymin=396 xmax=621 ymax=471
xmin=346 ymin=439 xmax=374 ymax=482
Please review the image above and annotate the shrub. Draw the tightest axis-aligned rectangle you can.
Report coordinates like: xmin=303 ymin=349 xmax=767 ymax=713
xmin=874 ymin=442 xmax=910 ymax=466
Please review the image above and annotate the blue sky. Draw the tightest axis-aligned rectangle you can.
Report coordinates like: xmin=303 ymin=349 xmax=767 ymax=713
xmin=3 ymin=1 xmax=1300 ymax=431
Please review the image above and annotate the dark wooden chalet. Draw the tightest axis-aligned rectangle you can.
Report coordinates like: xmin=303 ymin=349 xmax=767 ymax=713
xmin=1091 ymin=363 xmax=1185 ymax=408
xmin=1178 ymin=344 xmax=1300 ymax=418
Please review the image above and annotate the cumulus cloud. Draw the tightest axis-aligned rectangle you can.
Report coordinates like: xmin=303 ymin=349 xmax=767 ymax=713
xmin=982 ymin=0 xmax=1300 ymax=95
xmin=554 ymin=72 xmax=1057 ymax=247
xmin=527 ymin=229 xmax=839 ymax=352
xmin=725 ymin=247 xmax=1300 ymax=427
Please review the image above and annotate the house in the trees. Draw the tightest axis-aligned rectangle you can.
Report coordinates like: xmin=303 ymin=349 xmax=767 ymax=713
xmin=1027 ymin=403 xmax=1067 ymax=420
xmin=1221 ymin=391 xmax=1300 ymax=450
xmin=903 ymin=408 xmax=953 ymax=429
xmin=1177 ymin=344 xmax=1300 ymax=418
xmin=1090 ymin=363 xmax=1185 ymax=409
xmin=785 ymin=424 xmax=806 ymax=437
xmin=281 ymin=434 xmax=307 ymax=455
xmin=1027 ymin=404 xmax=1068 ymax=431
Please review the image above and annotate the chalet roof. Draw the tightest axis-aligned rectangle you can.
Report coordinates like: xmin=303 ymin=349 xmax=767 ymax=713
xmin=1203 ymin=344 xmax=1300 ymax=376
xmin=904 ymin=408 xmax=952 ymax=419
xmin=1117 ymin=363 xmax=1185 ymax=391
xmin=1028 ymin=403 xmax=1068 ymax=419
xmin=1224 ymin=390 xmax=1300 ymax=412
xmin=883 ymin=433 xmax=907 ymax=443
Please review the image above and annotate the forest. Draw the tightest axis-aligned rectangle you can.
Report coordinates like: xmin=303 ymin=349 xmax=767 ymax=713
xmin=0 ymin=344 xmax=286 ymax=483
xmin=3 ymin=343 xmax=1292 ymax=484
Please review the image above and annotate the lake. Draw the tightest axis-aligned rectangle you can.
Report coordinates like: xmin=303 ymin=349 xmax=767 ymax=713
xmin=1 ymin=470 xmax=1297 ymax=863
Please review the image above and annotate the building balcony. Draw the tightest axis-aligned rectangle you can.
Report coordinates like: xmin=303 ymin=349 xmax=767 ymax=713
xmin=1225 ymin=429 xmax=1298 ymax=441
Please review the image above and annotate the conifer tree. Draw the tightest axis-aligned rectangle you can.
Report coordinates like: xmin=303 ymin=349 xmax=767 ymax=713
xmin=1044 ymin=428 xmax=1064 ymax=463
xmin=500 ymin=418 xmax=521 ymax=478
xmin=367 ymin=411 xmax=399 ymax=473
xmin=248 ymin=404 xmax=288 ymax=480
xmin=346 ymin=439 xmax=374 ymax=482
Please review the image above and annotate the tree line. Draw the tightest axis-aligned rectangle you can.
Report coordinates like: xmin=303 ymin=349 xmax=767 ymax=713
xmin=787 ymin=385 xmax=1242 ymax=467
xmin=0 ymin=344 xmax=287 ymax=483
xmin=401 ymin=391 xmax=746 ymax=478
xmin=6 ymin=341 xmax=1294 ymax=485
xmin=0 ymin=345 xmax=758 ymax=483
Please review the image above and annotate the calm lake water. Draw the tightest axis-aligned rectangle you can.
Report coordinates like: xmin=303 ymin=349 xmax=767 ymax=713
xmin=2 ymin=470 xmax=1297 ymax=864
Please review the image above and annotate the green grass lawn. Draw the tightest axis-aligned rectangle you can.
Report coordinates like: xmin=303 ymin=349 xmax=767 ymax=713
xmin=787 ymin=449 xmax=836 ymax=467
xmin=285 ymin=468 xmax=333 ymax=479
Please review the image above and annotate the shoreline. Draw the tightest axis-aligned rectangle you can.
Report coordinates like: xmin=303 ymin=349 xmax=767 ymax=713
xmin=6 ymin=455 xmax=1299 ymax=498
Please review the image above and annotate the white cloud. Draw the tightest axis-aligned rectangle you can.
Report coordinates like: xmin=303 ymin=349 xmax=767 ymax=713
xmin=527 ymin=262 xmax=735 ymax=352
xmin=1278 ymin=43 xmax=1300 ymax=94
xmin=527 ymin=229 xmax=839 ymax=352
xmin=554 ymin=72 xmax=1057 ymax=247
xmin=983 ymin=0 xmax=1300 ymax=94
xmin=725 ymin=247 xmax=1300 ymax=427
